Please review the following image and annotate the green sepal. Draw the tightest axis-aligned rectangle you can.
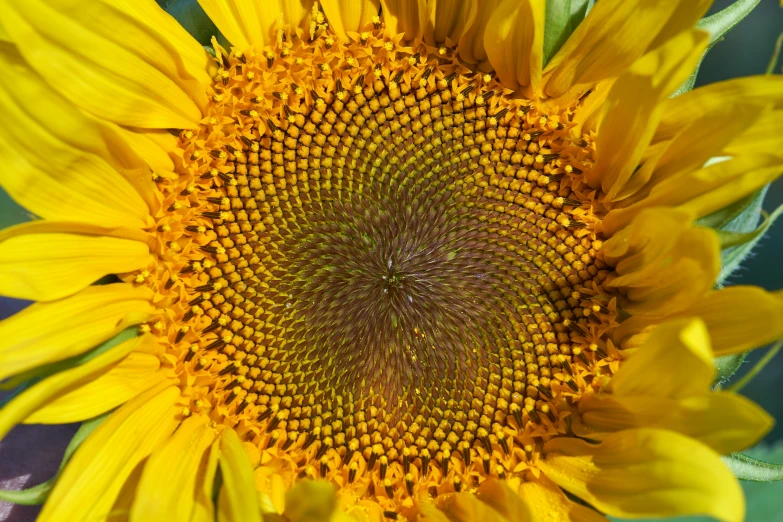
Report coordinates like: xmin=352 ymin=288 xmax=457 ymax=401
xmin=697 ymin=183 xmax=765 ymax=230
xmin=713 ymin=352 xmax=747 ymax=387
xmin=718 ymin=198 xmax=783 ymax=247
xmin=696 ymin=184 xmax=777 ymax=286
xmin=716 ymin=204 xmax=783 ymax=286
xmin=156 ymin=0 xmax=219 ymax=46
xmin=672 ymin=0 xmax=761 ymax=97
xmin=0 ymin=326 xmax=139 ymax=391
xmin=543 ymin=0 xmax=572 ymax=65
xmin=543 ymin=0 xmax=595 ymax=66
xmin=716 ymin=190 xmax=783 ymax=286
xmin=724 ymin=452 xmax=783 ymax=482
xmin=0 ymin=411 xmax=110 ymax=505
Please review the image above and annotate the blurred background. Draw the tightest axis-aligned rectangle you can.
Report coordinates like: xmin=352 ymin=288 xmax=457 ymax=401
xmin=0 ymin=0 xmax=782 ymax=521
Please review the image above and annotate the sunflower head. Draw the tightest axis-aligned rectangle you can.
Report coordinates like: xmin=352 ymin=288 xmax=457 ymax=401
xmin=0 ymin=0 xmax=782 ymax=521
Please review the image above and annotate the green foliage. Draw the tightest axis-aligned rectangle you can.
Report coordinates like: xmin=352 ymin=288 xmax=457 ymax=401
xmin=0 ymin=412 xmax=110 ymax=505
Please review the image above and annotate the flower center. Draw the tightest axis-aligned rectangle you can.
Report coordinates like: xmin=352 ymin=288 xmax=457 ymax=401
xmin=146 ymin=26 xmax=612 ymax=509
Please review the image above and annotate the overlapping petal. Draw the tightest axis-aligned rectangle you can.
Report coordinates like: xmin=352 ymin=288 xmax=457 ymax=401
xmin=197 ymin=0 xmax=281 ymax=50
xmin=0 ymin=0 xmax=206 ymax=129
xmin=322 ymin=0 xmax=380 ymax=41
xmin=0 ymin=284 xmax=155 ymax=380
xmin=578 ymin=319 xmax=772 ymax=453
xmin=130 ymin=414 xmax=217 ymax=522
xmin=483 ymin=0 xmax=545 ymax=94
xmin=25 ymin=351 xmax=165 ymax=424
xmin=37 ymin=383 xmax=181 ymax=522
xmin=540 ymin=429 xmax=744 ymax=522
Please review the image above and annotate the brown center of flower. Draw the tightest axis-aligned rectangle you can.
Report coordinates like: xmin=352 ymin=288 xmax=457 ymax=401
xmin=146 ymin=25 xmax=612 ymax=509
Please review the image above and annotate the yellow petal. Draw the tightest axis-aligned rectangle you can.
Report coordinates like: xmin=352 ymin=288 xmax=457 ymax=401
xmin=433 ymin=491 xmax=511 ymax=522
xmin=542 ymin=0 xmax=680 ymax=98
xmin=647 ymin=0 xmax=711 ymax=50
xmin=321 ymin=0 xmax=380 ymax=41
xmin=427 ymin=0 xmax=477 ymax=46
xmin=130 ymin=414 xmax=217 ymax=522
xmin=680 ymin=286 xmax=783 ymax=356
xmin=0 ymin=219 xmax=149 ymax=251
xmin=517 ymin=474 xmax=606 ymax=522
xmin=570 ymin=78 xmax=614 ymax=136
xmin=0 ymin=232 xmax=152 ymax=302
xmin=192 ymin=439 xmax=222 ymax=522
xmin=0 ymin=0 xmax=203 ymax=129
xmin=578 ymin=393 xmax=772 ymax=455
xmin=483 ymin=0 xmax=544 ymax=94
xmin=456 ymin=0 xmax=501 ymax=64
xmin=724 ymin=108 xmax=783 ymax=158
xmin=586 ymin=30 xmax=708 ymax=197
xmin=218 ymin=429 xmax=263 ymax=522
xmin=540 ymin=429 xmax=744 ymax=522
xmin=602 ymin=209 xmax=719 ymax=317
xmin=618 ymin=102 xmax=767 ymax=201
xmin=0 ymin=333 xmax=152 ymax=440
xmin=0 ymin=71 xmax=150 ymax=228
xmin=475 ymin=479 xmax=532 ymax=522
xmin=379 ymin=0 xmax=426 ymax=41
xmin=0 ymin=283 xmax=155 ymax=381
xmin=611 ymin=318 xmax=713 ymax=398
xmin=280 ymin=0 xmax=316 ymax=33
xmin=115 ymin=126 xmax=177 ymax=175
xmin=108 ymin=0 xmax=214 ymax=108
xmin=37 ymin=383 xmax=181 ymax=522
xmin=656 ymin=75 xmax=783 ymax=141
xmin=604 ymin=155 xmax=783 ymax=235
xmin=284 ymin=480 xmax=338 ymax=522
xmin=0 ymin=45 xmax=159 ymax=208
xmin=25 ymin=352 xmax=165 ymax=424
xmin=197 ymin=0 xmax=281 ymax=50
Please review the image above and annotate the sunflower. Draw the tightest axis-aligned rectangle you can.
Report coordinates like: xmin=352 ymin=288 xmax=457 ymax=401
xmin=1 ymin=0 xmax=783 ymax=520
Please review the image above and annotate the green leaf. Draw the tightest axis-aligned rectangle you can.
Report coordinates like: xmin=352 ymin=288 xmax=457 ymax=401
xmin=0 ymin=327 xmax=139 ymax=391
xmin=0 ymin=411 xmax=110 ymax=505
xmin=724 ymin=453 xmax=783 ymax=482
xmin=544 ymin=0 xmax=573 ymax=65
xmin=0 ymin=188 xmax=35 ymax=230
xmin=157 ymin=0 xmax=219 ymax=46
xmin=713 ymin=352 xmax=747 ymax=386
xmin=696 ymin=183 xmax=777 ymax=287
xmin=672 ymin=0 xmax=761 ymax=96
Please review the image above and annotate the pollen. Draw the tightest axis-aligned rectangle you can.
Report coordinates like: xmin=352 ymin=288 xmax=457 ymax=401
xmin=136 ymin=22 xmax=616 ymax=514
